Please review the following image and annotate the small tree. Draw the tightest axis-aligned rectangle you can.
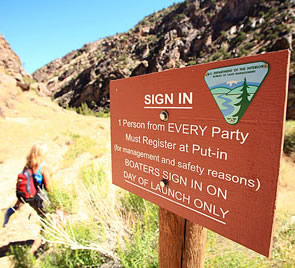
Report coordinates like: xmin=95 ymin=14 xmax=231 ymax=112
xmin=233 ymin=78 xmax=250 ymax=120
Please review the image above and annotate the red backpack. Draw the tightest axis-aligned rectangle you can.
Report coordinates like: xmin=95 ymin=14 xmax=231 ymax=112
xmin=16 ymin=168 xmax=37 ymax=202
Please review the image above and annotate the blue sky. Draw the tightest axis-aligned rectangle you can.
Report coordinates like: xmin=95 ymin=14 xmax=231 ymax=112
xmin=1 ymin=0 xmax=182 ymax=74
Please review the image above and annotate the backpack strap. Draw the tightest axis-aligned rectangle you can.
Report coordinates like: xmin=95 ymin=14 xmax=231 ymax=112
xmin=24 ymin=169 xmax=32 ymax=195
xmin=36 ymin=162 xmax=45 ymax=174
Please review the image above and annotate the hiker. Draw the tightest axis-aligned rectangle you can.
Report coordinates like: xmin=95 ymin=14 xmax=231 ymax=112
xmin=2 ymin=143 xmax=51 ymax=227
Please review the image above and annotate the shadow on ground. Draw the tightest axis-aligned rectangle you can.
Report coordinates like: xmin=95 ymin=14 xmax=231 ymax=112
xmin=0 ymin=239 xmax=34 ymax=257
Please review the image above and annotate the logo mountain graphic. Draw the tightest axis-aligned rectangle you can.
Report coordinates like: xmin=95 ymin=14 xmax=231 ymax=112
xmin=204 ymin=61 xmax=269 ymax=125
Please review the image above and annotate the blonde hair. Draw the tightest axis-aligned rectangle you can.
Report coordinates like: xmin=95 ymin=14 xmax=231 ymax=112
xmin=26 ymin=143 xmax=48 ymax=171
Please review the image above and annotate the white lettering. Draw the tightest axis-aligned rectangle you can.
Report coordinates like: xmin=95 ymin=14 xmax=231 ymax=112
xmin=211 ymin=127 xmax=249 ymax=144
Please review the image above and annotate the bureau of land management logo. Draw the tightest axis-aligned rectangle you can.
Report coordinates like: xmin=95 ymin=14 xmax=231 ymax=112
xmin=204 ymin=61 xmax=269 ymax=125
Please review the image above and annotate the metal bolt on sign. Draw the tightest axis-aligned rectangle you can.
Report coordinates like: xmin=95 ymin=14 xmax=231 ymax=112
xmin=160 ymin=110 xmax=169 ymax=121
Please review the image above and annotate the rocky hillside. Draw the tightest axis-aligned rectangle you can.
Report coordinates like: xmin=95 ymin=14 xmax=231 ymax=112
xmin=0 ymin=34 xmax=34 ymax=91
xmin=32 ymin=0 xmax=295 ymax=117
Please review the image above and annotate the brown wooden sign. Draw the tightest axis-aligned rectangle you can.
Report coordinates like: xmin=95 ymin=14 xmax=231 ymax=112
xmin=110 ymin=50 xmax=290 ymax=257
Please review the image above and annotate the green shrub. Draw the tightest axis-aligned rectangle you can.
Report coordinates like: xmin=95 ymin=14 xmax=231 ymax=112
xmin=66 ymin=103 xmax=97 ymax=117
xmin=244 ymin=42 xmax=254 ymax=50
xmin=253 ymin=33 xmax=263 ymax=42
xmin=211 ymin=51 xmax=223 ymax=61
xmin=187 ymin=59 xmax=197 ymax=66
xmin=265 ymin=7 xmax=278 ymax=20
xmin=118 ymin=193 xmax=158 ymax=268
xmin=62 ymin=133 xmax=98 ymax=167
xmin=66 ymin=103 xmax=110 ymax=118
xmin=284 ymin=133 xmax=295 ymax=155
xmin=96 ymin=109 xmax=110 ymax=118
xmin=205 ymin=213 xmax=295 ymax=267
xmin=41 ymin=247 xmax=104 ymax=268
xmin=271 ymin=214 xmax=295 ymax=266
xmin=233 ymin=32 xmax=247 ymax=45
xmin=80 ymin=164 xmax=109 ymax=205
xmin=40 ymin=223 xmax=106 ymax=268
xmin=23 ymin=75 xmax=36 ymax=85
xmin=118 ymin=218 xmax=158 ymax=268
xmin=176 ymin=13 xmax=186 ymax=21
xmin=120 ymin=192 xmax=146 ymax=215
xmin=266 ymin=32 xmax=278 ymax=41
xmin=284 ymin=120 xmax=295 ymax=156
xmin=39 ymin=165 xmax=113 ymax=267
xmin=239 ymin=47 xmax=251 ymax=57
xmin=76 ymin=103 xmax=96 ymax=116
xmin=10 ymin=245 xmax=36 ymax=268
xmin=146 ymin=35 xmax=157 ymax=44
xmin=47 ymin=183 xmax=76 ymax=214
xmin=80 ymin=164 xmax=105 ymax=186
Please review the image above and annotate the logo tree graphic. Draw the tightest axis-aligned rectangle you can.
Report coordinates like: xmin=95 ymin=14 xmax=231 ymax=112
xmin=233 ymin=78 xmax=250 ymax=121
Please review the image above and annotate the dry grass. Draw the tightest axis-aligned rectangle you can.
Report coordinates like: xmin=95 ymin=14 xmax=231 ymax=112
xmin=40 ymin=162 xmax=125 ymax=264
xmin=0 ymin=76 xmax=110 ymax=164
xmin=277 ymin=156 xmax=295 ymax=215
xmin=278 ymin=120 xmax=295 ymax=215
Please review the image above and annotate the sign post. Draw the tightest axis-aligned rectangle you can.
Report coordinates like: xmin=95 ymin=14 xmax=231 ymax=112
xmin=110 ymin=50 xmax=290 ymax=262
xmin=159 ymin=208 xmax=207 ymax=267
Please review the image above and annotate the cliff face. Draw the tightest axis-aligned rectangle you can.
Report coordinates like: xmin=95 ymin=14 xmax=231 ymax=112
xmin=0 ymin=34 xmax=22 ymax=75
xmin=0 ymin=34 xmax=32 ymax=91
xmin=32 ymin=0 xmax=295 ymax=118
